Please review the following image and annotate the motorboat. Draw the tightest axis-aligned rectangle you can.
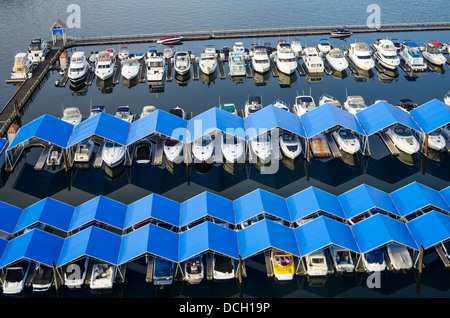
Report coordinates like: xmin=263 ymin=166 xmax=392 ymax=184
xmin=89 ymin=105 xmax=105 ymax=118
xmin=192 ymin=135 xmax=214 ymax=163
xmin=274 ymin=40 xmax=297 ymax=75
xmin=135 ymin=51 xmax=145 ymax=61
xmin=153 ymin=258 xmax=174 ymax=286
xmin=95 ymin=51 xmax=115 ymax=80
xmin=61 ymin=106 xmax=83 ymax=125
xmin=317 ymin=38 xmax=332 ymax=54
xmin=385 ymin=125 xmax=420 ymax=154
xmin=232 ymin=41 xmax=246 ymax=54
xmin=2 ymin=261 xmax=31 ymax=295
xmin=63 ymin=257 xmax=89 ymax=289
xmin=157 ymin=35 xmax=183 ymax=45
xmin=325 ymin=48 xmax=348 ymax=71
xmin=362 ymin=248 xmax=386 ymax=272
xmin=396 ymin=98 xmax=417 ymax=112
xmin=291 ymin=39 xmax=303 ymax=56
xmin=271 ymin=251 xmax=295 ymax=281
xmin=74 ymin=139 xmax=95 ymax=163
xmin=146 ymin=49 xmax=165 ymax=82
xmin=213 ymin=254 xmax=235 ymax=280
xmin=184 ymin=256 xmax=204 ymax=285
xmin=319 ymin=93 xmax=342 ymax=108
xmin=169 ymin=106 xmax=186 ymax=119
xmin=106 ymin=48 xmax=116 ymax=60
xmin=173 ymin=51 xmax=191 ymax=75
xmin=386 ymin=243 xmax=413 ymax=271
xmin=343 ymin=95 xmax=367 ymax=114
xmin=332 ymin=128 xmax=361 ymax=154
xmin=221 ymin=134 xmax=245 ymax=163
xmin=330 ymin=28 xmax=353 ymax=38
xmin=348 ymin=42 xmax=375 ymax=71
xmin=219 ymin=103 xmax=237 ymax=115
xmin=118 ymin=46 xmax=129 ymax=60
xmin=244 ymin=95 xmax=263 ymax=117
xmin=198 ymin=45 xmax=217 ymax=75
xmin=115 ymin=105 xmax=134 ymax=123
xmin=140 ymin=105 xmax=157 ymax=118
xmin=302 ymin=47 xmax=324 ymax=73
xmin=228 ymin=51 xmax=246 ymax=76
xmin=422 ymin=39 xmax=447 ymax=66
xmin=31 ymin=263 xmax=53 ymax=292
xmin=445 ymin=92 xmax=450 ymax=106
xmin=373 ymin=39 xmax=400 ymax=70
xmin=280 ymin=130 xmax=302 ymax=159
xmin=250 ymin=45 xmax=270 ymax=73
xmin=135 ymin=139 xmax=152 ymax=165
xmin=330 ymin=246 xmax=355 ymax=273
xmin=121 ymin=57 xmax=140 ymax=80
xmin=310 ymin=134 xmax=331 ymax=158
xmin=249 ymin=133 xmax=272 ymax=163
xmin=68 ymin=51 xmax=89 ymax=83
xmin=10 ymin=53 xmax=34 ymax=80
xmin=163 ymin=48 xmax=174 ymax=60
xmin=420 ymin=129 xmax=446 ymax=151
xmin=46 ymin=145 xmax=63 ymax=167
xmin=305 ymin=250 xmax=328 ymax=276
xmin=391 ymin=39 xmax=402 ymax=53
xmin=102 ymin=141 xmax=126 ymax=168
xmin=273 ymin=99 xmax=289 ymax=111
xmin=163 ymin=138 xmax=184 ymax=164
xmin=293 ymin=95 xmax=317 ymax=116
xmin=399 ymin=41 xmax=427 ymax=71
xmin=27 ymin=38 xmax=48 ymax=63
xmin=90 ymin=262 xmax=115 ymax=290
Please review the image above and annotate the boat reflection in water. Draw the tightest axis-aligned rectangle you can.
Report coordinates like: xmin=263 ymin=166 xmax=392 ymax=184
xmin=253 ymin=70 xmax=270 ymax=86
xmin=277 ymin=72 xmax=297 ymax=87
xmin=96 ymin=76 xmax=114 ymax=94
xmin=200 ymin=69 xmax=217 ymax=85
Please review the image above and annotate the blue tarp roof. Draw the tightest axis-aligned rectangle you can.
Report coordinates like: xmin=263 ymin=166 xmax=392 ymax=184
xmin=351 ymin=214 xmax=419 ymax=253
xmin=356 ymin=101 xmax=423 ymax=135
xmin=300 ymin=103 xmax=366 ymax=137
xmin=407 ymin=211 xmax=450 ymax=249
xmin=127 ymin=109 xmax=187 ymax=145
xmin=244 ymin=105 xmax=306 ymax=140
xmin=409 ymin=99 xmax=450 ymax=134
xmin=441 ymin=186 xmax=450 ymax=207
xmin=0 ymin=202 xmax=22 ymax=234
xmin=8 ymin=115 xmax=74 ymax=150
xmin=238 ymin=219 xmax=300 ymax=258
xmin=294 ymin=216 xmax=360 ymax=256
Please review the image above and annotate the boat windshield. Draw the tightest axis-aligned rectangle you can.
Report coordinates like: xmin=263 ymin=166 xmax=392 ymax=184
xmin=338 ymin=129 xmax=356 ymax=139
xmin=282 ymin=132 xmax=298 ymax=143
xmin=124 ymin=60 xmax=139 ymax=67
xmin=329 ymin=50 xmax=344 ymax=58
xmin=278 ymin=44 xmax=293 ymax=53
xmin=63 ymin=109 xmax=80 ymax=118
xmin=347 ymin=97 xmax=366 ymax=108
xmin=255 ymin=134 xmax=270 ymax=143
xmin=223 ymin=135 xmax=239 ymax=144
xmin=394 ymin=127 xmax=413 ymax=136
xmin=195 ymin=138 xmax=212 ymax=147
xmin=429 ymin=130 xmax=442 ymax=136
xmin=165 ymin=139 xmax=180 ymax=147
xmin=105 ymin=142 xmax=122 ymax=148
xmin=311 ymin=257 xmax=325 ymax=264
xmin=365 ymin=249 xmax=384 ymax=264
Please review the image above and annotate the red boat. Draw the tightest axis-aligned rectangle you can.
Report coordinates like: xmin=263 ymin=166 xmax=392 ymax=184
xmin=156 ymin=35 xmax=183 ymax=45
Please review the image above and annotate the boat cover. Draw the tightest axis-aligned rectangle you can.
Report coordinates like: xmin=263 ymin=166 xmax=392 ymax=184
xmin=409 ymin=99 xmax=450 ymax=134
xmin=407 ymin=211 xmax=450 ymax=249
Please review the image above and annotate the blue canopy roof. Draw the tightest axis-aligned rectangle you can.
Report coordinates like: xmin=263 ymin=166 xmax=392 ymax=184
xmin=441 ymin=186 xmax=450 ymax=207
xmin=234 ymin=189 xmax=291 ymax=224
xmin=356 ymin=101 xmax=423 ymax=135
xmin=294 ymin=216 xmax=360 ymax=256
xmin=238 ymin=219 xmax=300 ymax=258
xmin=300 ymin=103 xmax=366 ymax=137
xmin=66 ymin=112 xmax=130 ymax=147
xmin=244 ymin=105 xmax=306 ymax=140
xmin=351 ymin=214 xmax=419 ymax=253
xmin=187 ymin=107 xmax=246 ymax=142
xmin=407 ymin=211 xmax=450 ymax=249
xmin=128 ymin=109 xmax=187 ymax=145
xmin=338 ymin=184 xmax=400 ymax=220
xmin=0 ymin=202 xmax=22 ymax=235
xmin=8 ymin=115 xmax=74 ymax=150
xmin=409 ymin=99 xmax=450 ymax=134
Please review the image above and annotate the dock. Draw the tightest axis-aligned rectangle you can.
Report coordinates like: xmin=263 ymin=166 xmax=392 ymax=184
xmin=324 ymin=131 xmax=342 ymax=159
xmin=297 ymin=60 xmax=306 ymax=76
xmin=192 ymin=57 xmax=199 ymax=80
xmin=34 ymin=144 xmax=52 ymax=171
xmin=152 ymin=139 xmax=164 ymax=166
xmin=85 ymin=68 xmax=95 ymax=86
xmin=165 ymin=58 xmax=172 ymax=82
xmin=139 ymin=61 xmax=146 ymax=83
xmin=217 ymin=55 xmax=226 ymax=79
xmin=112 ymin=61 xmax=121 ymax=84
xmin=57 ymin=70 xmax=69 ymax=87
xmin=269 ymin=57 xmax=279 ymax=77
xmin=245 ymin=58 xmax=253 ymax=78
xmin=378 ymin=131 xmax=400 ymax=156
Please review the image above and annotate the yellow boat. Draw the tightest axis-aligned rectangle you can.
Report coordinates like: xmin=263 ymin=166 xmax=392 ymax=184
xmin=271 ymin=251 xmax=294 ymax=281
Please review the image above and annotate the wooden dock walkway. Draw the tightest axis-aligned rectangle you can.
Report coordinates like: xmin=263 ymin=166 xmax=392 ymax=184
xmin=165 ymin=58 xmax=172 ymax=82
xmin=85 ymin=68 xmax=95 ymax=86
xmin=269 ymin=58 xmax=279 ymax=77
xmin=112 ymin=62 xmax=122 ymax=84
xmin=378 ymin=131 xmax=400 ymax=156
xmin=217 ymin=56 xmax=226 ymax=79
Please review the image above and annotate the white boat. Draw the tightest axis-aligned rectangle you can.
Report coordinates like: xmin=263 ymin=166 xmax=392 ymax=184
xmin=305 ymin=250 xmax=328 ymax=276
xmin=273 ymin=99 xmax=289 ymax=111
xmin=319 ymin=93 xmax=342 ymax=108
xmin=192 ymin=135 xmax=214 ymax=163
xmin=399 ymin=41 xmax=427 ymax=71
xmin=2 ymin=261 xmax=31 ymax=295
xmin=293 ymin=95 xmax=317 ymax=116
xmin=445 ymin=92 xmax=450 ymax=106
xmin=198 ymin=45 xmax=217 ymax=75
xmin=362 ymin=248 xmax=386 ymax=272
xmin=332 ymin=128 xmax=361 ymax=154
xmin=61 ymin=107 xmax=83 ymax=125
xmin=140 ymin=105 xmax=157 ymax=118
xmin=135 ymin=139 xmax=152 ymax=165
xmin=95 ymin=51 xmax=115 ymax=80
xmin=89 ymin=105 xmax=105 ymax=118
xmin=291 ymin=39 xmax=303 ymax=56
xmin=163 ymin=138 xmax=184 ymax=164
xmin=10 ymin=53 xmax=34 ymax=80
xmin=420 ymin=129 xmax=446 ymax=151
xmin=271 ymin=251 xmax=295 ymax=281
xmin=90 ymin=262 xmax=115 ymax=290
xmin=330 ymin=28 xmax=353 ymax=38
xmin=31 ymin=263 xmax=53 ymax=292
xmin=422 ymin=40 xmax=447 ymax=66
xmin=330 ymin=246 xmax=355 ymax=273
xmin=244 ymin=96 xmax=262 ymax=117
xmin=385 ymin=125 xmax=420 ymax=154
xmin=325 ymin=48 xmax=348 ymax=71
xmin=118 ymin=46 xmax=129 ymax=60
xmin=46 ymin=145 xmax=63 ymax=167
xmin=27 ymin=38 xmax=48 ymax=63
xmin=386 ymin=243 xmax=413 ymax=271
xmin=343 ymin=95 xmax=367 ymax=114
xmin=121 ymin=57 xmax=140 ymax=80
xmin=68 ymin=51 xmax=89 ymax=83
xmin=102 ymin=141 xmax=126 ymax=168
xmin=302 ymin=47 xmax=324 ymax=73
xmin=396 ymin=99 xmax=417 ymax=112
xmin=274 ymin=40 xmax=298 ymax=75
xmin=146 ymin=49 xmax=165 ymax=82
xmin=228 ymin=51 xmax=246 ymax=76
xmin=173 ymin=51 xmax=191 ymax=75
xmin=232 ymin=42 xmax=246 ymax=54
xmin=348 ymin=42 xmax=375 ymax=71
xmin=163 ymin=48 xmax=174 ymax=60
xmin=115 ymin=105 xmax=134 ymax=123
xmin=373 ymin=39 xmax=400 ymax=70
xmin=63 ymin=257 xmax=89 ymax=289
xmin=184 ymin=256 xmax=204 ymax=285
xmin=135 ymin=51 xmax=145 ymax=61
xmin=317 ymin=38 xmax=332 ymax=54
xmin=213 ymin=254 xmax=235 ymax=280
xmin=250 ymin=45 xmax=270 ymax=73
xmin=280 ymin=130 xmax=302 ymax=159
xmin=221 ymin=134 xmax=245 ymax=163
xmin=249 ymin=133 xmax=272 ymax=163
xmin=219 ymin=103 xmax=237 ymax=115
xmin=74 ymin=139 xmax=95 ymax=163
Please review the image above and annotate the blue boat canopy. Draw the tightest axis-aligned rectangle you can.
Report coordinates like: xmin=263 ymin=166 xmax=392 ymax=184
xmin=0 ymin=202 xmax=22 ymax=235
xmin=407 ymin=211 xmax=450 ymax=249
xmin=441 ymin=186 xmax=450 ymax=207
xmin=409 ymin=99 xmax=450 ymax=134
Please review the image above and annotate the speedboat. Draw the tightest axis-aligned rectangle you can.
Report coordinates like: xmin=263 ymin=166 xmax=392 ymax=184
xmin=198 ymin=45 xmax=217 ymax=75
xmin=63 ymin=257 xmax=89 ymax=288
xmin=348 ymin=42 xmax=375 ymax=71
xmin=280 ymin=130 xmax=302 ymax=159
xmin=153 ymin=258 xmax=174 ymax=286
xmin=115 ymin=105 xmax=134 ymax=123
xmin=271 ymin=251 xmax=295 ymax=281
xmin=157 ymin=35 xmax=183 ymax=45
xmin=213 ymin=254 xmax=235 ymax=280
xmin=332 ymin=128 xmax=361 ymax=154
xmin=163 ymin=48 xmax=174 ymax=60
xmin=135 ymin=139 xmax=152 ymax=166
xmin=420 ymin=129 xmax=446 ymax=151
xmin=422 ymin=39 xmax=447 ymax=66
xmin=10 ymin=53 xmax=34 ymax=80
xmin=163 ymin=138 xmax=184 ymax=164
xmin=89 ymin=105 xmax=105 ymax=118
xmin=396 ymin=98 xmax=417 ymax=112
xmin=244 ymin=95 xmax=263 ymax=117
xmin=293 ymin=95 xmax=317 ymax=116
xmin=121 ymin=57 xmax=140 ymax=80
xmin=274 ymin=40 xmax=297 ymax=75
xmin=135 ymin=51 xmax=145 ymax=61
xmin=319 ymin=93 xmax=342 ymax=108
xmin=399 ymin=41 xmax=427 ymax=71
xmin=90 ymin=262 xmax=115 ymax=290
xmin=2 ymin=261 xmax=31 ymax=295
xmin=184 ymin=256 xmax=204 ymax=285
xmin=249 ymin=133 xmax=272 ymax=163
xmin=221 ymin=134 xmax=245 ymax=163
xmin=228 ymin=51 xmax=246 ymax=76
xmin=250 ymin=45 xmax=270 ymax=73
xmin=95 ymin=51 xmax=115 ymax=80
xmin=343 ymin=95 xmax=367 ymax=114
xmin=291 ymin=39 xmax=303 ymax=56
xmin=373 ymin=39 xmax=400 ymax=70
xmin=146 ymin=49 xmax=165 ymax=82
xmin=386 ymin=243 xmax=413 ymax=271
xmin=118 ymin=46 xmax=129 ymax=60
xmin=61 ymin=107 xmax=83 ymax=125
xmin=140 ymin=105 xmax=157 ymax=118
xmin=102 ymin=141 xmax=126 ymax=168
xmin=192 ymin=135 xmax=214 ymax=163
xmin=74 ymin=139 xmax=95 ymax=163
xmin=302 ymin=47 xmax=324 ymax=73
xmin=68 ymin=51 xmax=89 ymax=83
xmin=31 ymin=263 xmax=53 ymax=292
xmin=169 ymin=106 xmax=186 ymax=119
xmin=219 ymin=103 xmax=237 ymax=115
xmin=305 ymin=250 xmax=328 ymax=276
xmin=325 ymin=48 xmax=348 ymax=71
xmin=310 ymin=134 xmax=331 ymax=158
xmin=317 ymin=38 xmax=332 ymax=54
xmin=46 ymin=145 xmax=63 ymax=167
xmin=385 ymin=125 xmax=420 ymax=154
xmin=173 ymin=51 xmax=191 ymax=75
xmin=330 ymin=246 xmax=354 ymax=273
xmin=330 ymin=27 xmax=352 ymax=38
xmin=273 ymin=99 xmax=289 ymax=111
xmin=362 ymin=248 xmax=386 ymax=272
xmin=27 ymin=38 xmax=48 ymax=63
